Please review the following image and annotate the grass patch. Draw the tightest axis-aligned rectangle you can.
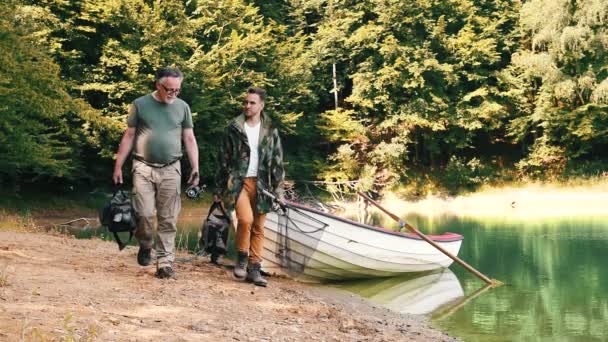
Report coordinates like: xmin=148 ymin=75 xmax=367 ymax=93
xmin=181 ymin=191 xmax=214 ymax=209
xmin=62 ymin=312 xmax=99 ymax=342
xmin=1 ymin=189 xmax=214 ymax=215
xmin=0 ymin=265 xmax=10 ymax=287
xmin=0 ymin=191 xmax=108 ymax=217
xmin=0 ymin=209 xmax=37 ymax=231
xmin=22 ymin=312 xmax=99 ymax=342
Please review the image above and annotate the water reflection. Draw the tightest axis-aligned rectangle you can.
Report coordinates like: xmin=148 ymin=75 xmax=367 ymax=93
xmin=426 ymin=216 xmax=608 ymax=341
xmin=334 ymin=268 xmax=464 ymax=315
xmin=339 ymin=208 xmax=608 ymax=341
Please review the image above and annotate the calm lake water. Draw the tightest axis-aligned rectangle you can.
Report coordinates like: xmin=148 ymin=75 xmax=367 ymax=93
xmin=342 ymin=213 xmax=608 ymax=342
xmin=67 ymin=206 xmax=608 ymax=341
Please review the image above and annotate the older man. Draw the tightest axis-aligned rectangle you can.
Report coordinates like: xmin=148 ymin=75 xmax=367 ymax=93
xmin=113 ymin=67 xmax=199 ymax=279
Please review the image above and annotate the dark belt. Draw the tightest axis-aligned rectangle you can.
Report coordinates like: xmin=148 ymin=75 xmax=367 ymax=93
xmin=134 ymin=156 xmax=179 ymax=168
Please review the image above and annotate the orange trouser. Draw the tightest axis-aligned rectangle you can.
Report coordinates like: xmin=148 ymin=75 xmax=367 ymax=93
xmin=235 ymin=177 xmax=266 ymax=264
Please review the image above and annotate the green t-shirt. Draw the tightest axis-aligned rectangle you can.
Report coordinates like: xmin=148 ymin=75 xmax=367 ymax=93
xmin=127 ymin=94 xmax=194 ymax=166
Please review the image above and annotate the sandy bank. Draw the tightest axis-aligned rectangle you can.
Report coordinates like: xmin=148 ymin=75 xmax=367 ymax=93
xmin=0 ymin=228 xmax=456 ymax=341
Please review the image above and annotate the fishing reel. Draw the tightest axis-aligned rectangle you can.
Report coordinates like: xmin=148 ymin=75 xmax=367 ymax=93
xmin=186 ymin=184 xmax=206 ymax=199
xmin=262 ymin=189 xmax=287 ymax=213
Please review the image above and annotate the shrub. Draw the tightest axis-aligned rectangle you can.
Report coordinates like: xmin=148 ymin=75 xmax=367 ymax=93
xmin=516 ymin=142 xmax=567 ymax=180
xmin=443 ymin=156 xmax=493 ymax=193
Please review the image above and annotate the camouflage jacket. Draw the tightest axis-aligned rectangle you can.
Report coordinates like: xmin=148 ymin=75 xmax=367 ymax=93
xmin=214 ymin=113 xmax=285 ymax=214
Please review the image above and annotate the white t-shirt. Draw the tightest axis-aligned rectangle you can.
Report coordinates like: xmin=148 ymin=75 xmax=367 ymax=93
xmin=244 ymin=121 xmax=261 ymax=177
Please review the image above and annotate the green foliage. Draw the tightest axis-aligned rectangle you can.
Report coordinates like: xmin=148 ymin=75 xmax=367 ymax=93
xmin=508 ymin=0 xmax=608 ymax=172
xmin=17 ymin=0 xmax=318 ymax=184
xmin=516 ymin=138 xmax=567 ymax=179
xmin=0 ymin=0 xmax=107 ymax=186
xmin=319 ymin=109 xmax=367 ymax=143
xmin=442 ymin=156 xmax=493 ymax=192
xmin=310 ymin=0 xmax=520 ymax=187
xmin=563 ymin=159 xmax=608 ymax=179
xmin=2 ymin=0 xmax=607 ymax=194
xmin=185 ymin=0 xmax=317 ymax=179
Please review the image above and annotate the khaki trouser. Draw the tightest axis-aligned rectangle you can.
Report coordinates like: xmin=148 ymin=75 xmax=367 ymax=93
xmin=131 ymin=159 xmax=181 ymax=268
xmin=235 ymin=177 xmax=266 ymax=264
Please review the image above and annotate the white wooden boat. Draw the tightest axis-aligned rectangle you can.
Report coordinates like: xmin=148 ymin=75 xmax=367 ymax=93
xmin=261 ymin=201 xmax=463 ymax=282
xmin=335 ymin=269 xmax=464 ymax=315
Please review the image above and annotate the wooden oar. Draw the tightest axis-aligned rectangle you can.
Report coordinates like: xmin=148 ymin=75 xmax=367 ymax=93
xmin=356 ymin=191 xmax=503 ymax=287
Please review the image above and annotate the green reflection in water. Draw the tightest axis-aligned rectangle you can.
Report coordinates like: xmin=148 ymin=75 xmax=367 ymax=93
xmin=363 ymin=213 xmax=608 ymax=342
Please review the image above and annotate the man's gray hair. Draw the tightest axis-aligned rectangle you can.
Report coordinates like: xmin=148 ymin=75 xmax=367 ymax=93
xmin=155 ymin=67 xmax=183 ymax=81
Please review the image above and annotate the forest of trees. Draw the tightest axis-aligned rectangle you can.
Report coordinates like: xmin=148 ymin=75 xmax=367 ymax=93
xmin=1 ymin=0 xmax=607 ymax=195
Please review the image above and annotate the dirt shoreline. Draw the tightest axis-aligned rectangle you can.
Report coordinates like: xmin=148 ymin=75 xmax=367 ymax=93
xmin=0 ymin=228 xmax=457 ymax=341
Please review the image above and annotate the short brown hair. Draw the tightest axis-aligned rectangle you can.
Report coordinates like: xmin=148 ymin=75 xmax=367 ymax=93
xmin=247 ymin=87 xmax=266 ymax=102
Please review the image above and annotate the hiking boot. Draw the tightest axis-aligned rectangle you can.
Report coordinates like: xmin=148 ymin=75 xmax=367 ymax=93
xmin=156 ymin=266 xmax=176 ymax=279
xmin=233 ymin=251 xmax=248 ymax=280
xmin=246 ymin=263 xmax=267 ymax=287
xmin=137 ymin=247 xmax=151 ymax=266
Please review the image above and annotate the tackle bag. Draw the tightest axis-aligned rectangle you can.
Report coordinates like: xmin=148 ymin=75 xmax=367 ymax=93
xmin=198 ymin=201 xmax=230 ymax=257
xmin=99 ymin=188 xmax=137 ymax=250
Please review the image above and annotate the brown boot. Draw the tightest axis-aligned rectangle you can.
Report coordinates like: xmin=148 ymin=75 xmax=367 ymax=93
xmin=246 ymin=263 xmax=267 ymax=287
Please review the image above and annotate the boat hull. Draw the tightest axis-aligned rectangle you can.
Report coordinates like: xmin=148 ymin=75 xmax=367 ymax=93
xmin=261 ymin=202 xmax=463 ymax=282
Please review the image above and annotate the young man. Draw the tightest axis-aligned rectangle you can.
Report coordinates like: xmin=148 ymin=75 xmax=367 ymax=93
xmin=214 ymin=87 xmax=285 ymax=287
xmin=113 ymin=67 xmax=199 ymax=279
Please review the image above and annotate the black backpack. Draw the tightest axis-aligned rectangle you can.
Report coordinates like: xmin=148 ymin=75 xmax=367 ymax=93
xmin=99 ymin=189 xmax=137 ymax=250
xmin=198 ymin=201 xmax=230 ymax=257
